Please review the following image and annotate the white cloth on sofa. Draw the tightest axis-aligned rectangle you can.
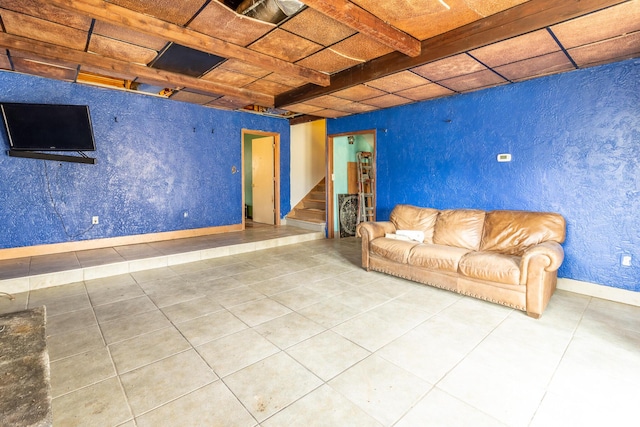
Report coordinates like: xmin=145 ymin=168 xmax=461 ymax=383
xmin=386 ymin=229 xmax=425 ymax=243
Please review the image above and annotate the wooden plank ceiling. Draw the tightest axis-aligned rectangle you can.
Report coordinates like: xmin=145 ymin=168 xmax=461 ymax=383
xmin=0 ymin=0 xmax=638 ymax=119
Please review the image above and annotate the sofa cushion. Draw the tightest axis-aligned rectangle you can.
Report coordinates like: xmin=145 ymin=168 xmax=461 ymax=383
xmin=389 ymin=205 xmax=439 ymax=244
xmin=433 ymin=209 xmax=486 ymax=250
xmin=407 ymin=244 xmax=471 ymax=272
xmin=371 ymin=238 xmax=419 ymax=264
xmin=480 ymin=210 xmax=566 ymax=256
xmin=458 ymin=251 xmax=521 ymax=285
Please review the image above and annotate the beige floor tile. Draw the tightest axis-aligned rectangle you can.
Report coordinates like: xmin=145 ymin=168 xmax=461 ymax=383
xmin=227 ymin=298 xmax=291 ymax=327
xmin=298 ymin=298 xmax=361 ymax=328
xmin=50 ymin=347 xmax=116 ymax=398
xmin=254 ymin=312 xmax=325 ymax=349
xmin=332 ymin=311 xmax=411 ymax=351
xmin=248 ymin=276 xmax=304 ymax=296
xmin=76 ymin=247 xmax=125 ymax=267
xmin=109 ymin=327 xmax=191 ymax=373
xmin=546 ymin=331 xmax=640 ymax=401
xmin=100 ymin=309 xmax=172 ymax=344
xmin=196 ymin=329 xmax=279 ymax=377
xmin=87 ymin=281 xmax=145 ymax=307
xmin=30 ymin=293 xmax=92 ymax=317
xmin=336 ymin=289 xmax=391 ymax=311
xmin=160 ymin=296 xmax=224 ymax=323
xmin=145 ymin=286 xmax=205 ymax=308
xmin=47 ymin=324 xmax=105 ymax=361
xmin=303 ymin=277 xmax=353 ymax=296
xmin=329 ymin=354 xmax=432 ymax=426
xmin=211 ymin=262 xmax=258 ymax=277
xmin=84 ymin=273 xmax=136 ymax=290
xmin=135 ymin=381 xmax=256 ymax=427
xmin=437 ymin=351 xmax=548 ymax=426
xmin=368 ymin=299 xmax=432 ymax=330
xmin=224 ymin=352 xmax=323 ymax=422
xmin=120 ymin=350 xmax=217 ymax=417
xmin=46 ymin=307 xmax=97 ymax=336
xmin=192 ymin=276 xmax=244 ymax=294
xmin=270 ymin=286 xmax=326 ymax=311
xmin=362 ymin=276 xmax=418 ymax=298
xmin=440 ymin=297 xmax=513 ymax=328
xmin=131 ymin=267 xmax=178 ymax=284
xmin=230 ymin=265 xmax=284 ymax=285
xmin=175 ymin=309 xmax=247 ymax=346
xmin=377 ymin=314 xmax=490 ymax=383
xmin=93 ymin=295 xmax=157 ymax=323
xmin=287 ymin=330 xmax=370 ymax=381
xmin=334 ymin=269 xmax=386 ymax=287
xmin=393 ymin=285 xmax=464 ymax=314
xmin=531 ymin=388 xmax=638 ymax=427
xmin=52 ymin=377 xmax=132 ymax=427
xmin=262 ymin=384 xmax=382 ymax=427
xmin=396 ymin=387 xmax=507 ymax=427
xmin=210 ymin=285 xmax=266 ymax=308
xmin=28 ymin=281 xmax=87 ymax=304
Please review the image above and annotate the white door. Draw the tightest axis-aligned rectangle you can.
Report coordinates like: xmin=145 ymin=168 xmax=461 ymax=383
xmin=252 ymin=136 xmax=275 ymax=225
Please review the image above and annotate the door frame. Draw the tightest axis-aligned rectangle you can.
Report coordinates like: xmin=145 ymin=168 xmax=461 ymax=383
xmin=326 ymin=129 xmax=376 ymax=239
xmin=241 ymin=129 xmax=281 ymax=229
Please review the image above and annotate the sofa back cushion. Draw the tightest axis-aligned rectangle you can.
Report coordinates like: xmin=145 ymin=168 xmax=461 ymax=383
xmin=480 ymin=210 xmax=566 ymax=256
xmin=389 ymin=205 xmax=439 ymax=244
xmin=433 ymin=209 xmax=486 ymax=250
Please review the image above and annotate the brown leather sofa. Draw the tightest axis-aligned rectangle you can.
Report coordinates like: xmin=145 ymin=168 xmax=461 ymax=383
xmin=356 ymin=205 xmax=566 ymax=318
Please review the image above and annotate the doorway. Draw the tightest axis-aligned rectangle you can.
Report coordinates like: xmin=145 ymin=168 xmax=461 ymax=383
xmin=326 ymin=130 xmax=376 ymax=239
xmin=242 ymin=130 xmax=280 ymax=228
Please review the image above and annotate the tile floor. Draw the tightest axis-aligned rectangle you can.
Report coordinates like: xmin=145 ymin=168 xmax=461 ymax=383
xmin=1 ymin=236 xmax=639 ymax=426
xmin=0 ymin=221 xmax=320 ymax=293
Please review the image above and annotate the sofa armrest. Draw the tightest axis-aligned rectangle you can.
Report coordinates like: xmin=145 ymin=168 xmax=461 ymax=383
xmin=519 ymin=241 xmax=564 ymax=285
xmin=356 ymin=221 xmax=396 ymax=239
xmin=356 ymin=221 xmax=396 ymax=270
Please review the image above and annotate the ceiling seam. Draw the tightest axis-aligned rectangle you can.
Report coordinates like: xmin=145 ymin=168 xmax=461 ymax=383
xmin=465 ymin=52 xmax=512 ymax=84
xmin=84 ymin=18 xmax=96 ymax=53
xmin=185 ymin=0 xmax=213 ymax=27
xmin=546 ymin=27 xmax=579 ymax=69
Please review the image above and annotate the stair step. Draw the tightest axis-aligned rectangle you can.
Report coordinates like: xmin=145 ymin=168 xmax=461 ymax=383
xmin=303 ymin=200 xmax=325 ymax=210
xmin=293 ymin=208 xmax=325 ymax=221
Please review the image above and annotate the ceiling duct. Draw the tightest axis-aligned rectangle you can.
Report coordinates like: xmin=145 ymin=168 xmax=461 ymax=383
xmin=236 ymin=0 xmax=304 ymax=24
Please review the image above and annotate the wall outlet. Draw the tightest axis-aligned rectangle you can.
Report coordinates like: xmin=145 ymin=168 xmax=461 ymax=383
xmin=183 ymin=211 xmax=189 ymax=218
xmin=497 ymin=153 xmax=512 ymax=162
xmin=621 ymin=255 xmax=632 ymax=267
xmin=92 ymin=216 xmax=99 ymax=225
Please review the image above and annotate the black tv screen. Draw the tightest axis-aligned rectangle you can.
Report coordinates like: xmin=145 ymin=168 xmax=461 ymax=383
xmin=1 ymin=103 xmax=96 ymax=151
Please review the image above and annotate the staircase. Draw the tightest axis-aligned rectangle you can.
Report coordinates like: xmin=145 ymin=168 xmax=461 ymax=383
xmin=286 ymin=178 xmax=326 ymax=233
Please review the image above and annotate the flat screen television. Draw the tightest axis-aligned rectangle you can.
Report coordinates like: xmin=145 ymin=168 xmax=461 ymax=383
xmin=1 ymin=103 xmax=96 ymax=151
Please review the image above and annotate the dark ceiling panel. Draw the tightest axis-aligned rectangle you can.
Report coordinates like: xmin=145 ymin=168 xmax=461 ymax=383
xmin=151 ymin=44 xmax=225 ymax=77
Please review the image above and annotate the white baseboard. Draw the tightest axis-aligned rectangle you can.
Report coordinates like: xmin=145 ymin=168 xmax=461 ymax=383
xmin=557 ymin=278 xmax=640 ymax=307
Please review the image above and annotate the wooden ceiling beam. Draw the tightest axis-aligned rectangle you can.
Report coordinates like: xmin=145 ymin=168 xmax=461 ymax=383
xmin=0 ymin=32 xmax=274 ymax=106
xmin=301 ymin=0 xmax=421 ymax=57
xmin=48 ymin=0 xmax=330 ymax=87
xmin=276 ymin=0 xmax=629 ymax=107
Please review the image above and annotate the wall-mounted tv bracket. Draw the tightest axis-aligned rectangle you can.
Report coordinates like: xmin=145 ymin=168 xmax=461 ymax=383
xmin=7 ymin=150 xmax=96 ymax=164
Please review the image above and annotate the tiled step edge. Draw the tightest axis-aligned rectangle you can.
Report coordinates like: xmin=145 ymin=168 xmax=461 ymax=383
xmin=0 ymin=232 xmax=324 ymax=295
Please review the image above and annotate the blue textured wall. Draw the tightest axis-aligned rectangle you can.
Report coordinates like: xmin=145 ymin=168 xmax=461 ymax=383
xmin=328 ymin=58 xmax=640 ymax=291
xmin=0 ymin=71 xmax=290 ymax=248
